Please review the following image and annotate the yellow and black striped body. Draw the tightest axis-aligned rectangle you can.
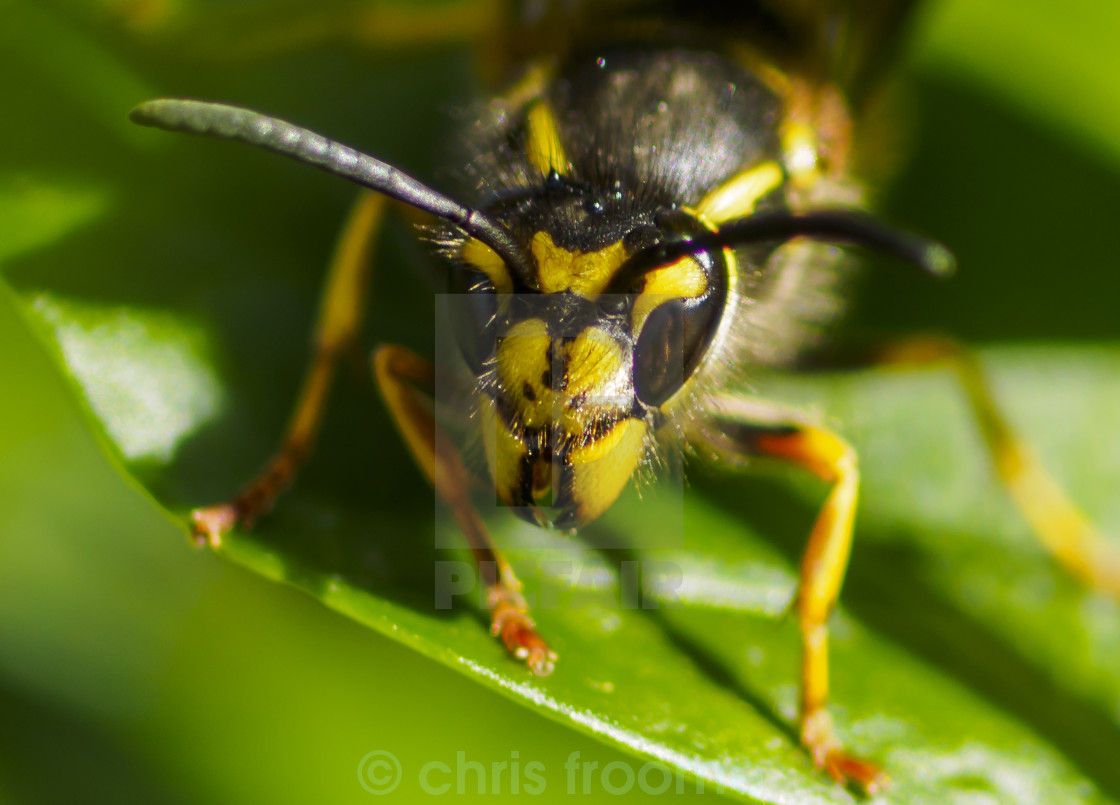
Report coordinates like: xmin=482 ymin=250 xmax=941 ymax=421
xmin=442 ymin=2 xmax=863 ymax=528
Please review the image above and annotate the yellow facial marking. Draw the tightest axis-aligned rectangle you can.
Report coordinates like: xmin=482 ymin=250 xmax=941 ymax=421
xmin=496 ymin=318 xmax=553 ymax=429
xmin=489 ymin=318 xmax=641 ymax=520
xmin=631 ymin=255 xmax=708 ymax=333
xmin=694 ymin=161 xmax=783 ymax=225
xmin=644 ymin=256 xmax=708 ymax=299
xmin=564 ymin=327 xmax=623 ymax=399
xmin=560 ymin=327 xmax=627 ymax=436
xmin=569 ymin=418 xmax=648 ymax=523
xmin=526 ymin=100 xmax=569 ymax=177
xmin=531 ymin=232 xmax=628 ymax=296
xmin=480 ymin=401 xmax=526 ymax=506
xmin=496 ymin=319 xmax=631 ymax=436
xmin=461 ymin=237 xmax=513 ymax=295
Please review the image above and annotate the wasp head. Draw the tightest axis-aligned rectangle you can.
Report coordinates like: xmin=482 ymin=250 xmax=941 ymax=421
xmin=446 ymin=204 xmax=730 ymax=528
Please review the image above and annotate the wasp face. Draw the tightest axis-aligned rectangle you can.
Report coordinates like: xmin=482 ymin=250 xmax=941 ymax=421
xmin=484 ymin=295 xmax=646 ymax=529
xmin=449 ymin=204 xmax=729 ymax=528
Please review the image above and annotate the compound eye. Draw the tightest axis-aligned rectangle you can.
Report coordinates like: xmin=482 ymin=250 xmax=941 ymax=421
xmin=630 ymin=209 xmax=728 ymax=408
xmin=448 ymin=268 xmax=498 ymax=373
xmin=632 ymin=276 xmax=724 ymax=408
xmin=633 ymin=300 xmax=686 ymax=406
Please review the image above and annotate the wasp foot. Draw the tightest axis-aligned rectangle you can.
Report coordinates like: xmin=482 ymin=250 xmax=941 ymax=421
xmin=802 ymin=708 xmax=887 ymax=796
xmin=189 ymin=503 xmax=240 ymax=549
xmin=488 ymin=588 xmax=557 ymax=677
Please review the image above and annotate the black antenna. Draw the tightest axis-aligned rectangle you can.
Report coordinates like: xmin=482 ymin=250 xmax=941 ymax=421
xmin=129 ymin=99 xmax=532 ymax=279
xmin=609 ymin=209 xmax=955 ymax=292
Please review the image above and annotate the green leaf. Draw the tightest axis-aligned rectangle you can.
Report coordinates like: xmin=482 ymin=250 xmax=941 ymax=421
xmin=0 ymin=178 xmax=111 ymax=265
xmin=3 ymin=0 xmax=1119 ymax=802
xmin=910 ymin=0 xmax=1120 ymax=168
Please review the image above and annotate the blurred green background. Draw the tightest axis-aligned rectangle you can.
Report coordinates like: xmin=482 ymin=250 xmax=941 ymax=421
xmin=1 ymin=0 xmax=1118 ymax=803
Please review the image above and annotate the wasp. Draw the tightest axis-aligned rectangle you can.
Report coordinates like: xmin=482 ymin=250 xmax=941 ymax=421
xmin=129 ymin=0 xmax=1120 ymax=793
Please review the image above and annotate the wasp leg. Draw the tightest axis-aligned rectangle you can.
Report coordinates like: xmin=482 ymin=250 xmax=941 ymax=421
xmin=191 ymin=192 xmax=385 ymax=546
xmin=699 ymin=407 xmax=886 ymax=794
xmin=849 ymin=335 xmax=1120 ymax=596
xmin=373 ymin=344 xmax=557 ymax=677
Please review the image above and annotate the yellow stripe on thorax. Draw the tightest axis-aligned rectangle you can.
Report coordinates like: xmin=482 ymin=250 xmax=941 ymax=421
xmin=526 ymin=100 xmax=569 ymax=177
xmin=694 ymin=161 xmax=783 ymax=225
xmin=502 ymin=62 xmax=552 ymax=110
xmin=782 ymin=121 xmax=820 ymax=189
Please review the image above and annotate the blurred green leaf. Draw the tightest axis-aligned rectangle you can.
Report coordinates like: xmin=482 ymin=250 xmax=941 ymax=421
xmin=911 ymin=0 xmax=1120 ymax=167
xmin=0 ymin=178 xmax=111 ymax=264
xmin=3 ymin=0 xmax=1119 ymax=803
xmin=0 ymin=1 xmax=157 ymax=147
